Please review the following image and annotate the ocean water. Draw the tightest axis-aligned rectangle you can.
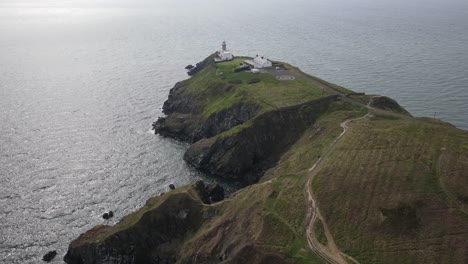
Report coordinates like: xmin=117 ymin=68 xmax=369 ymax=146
xmin=1 ymin=0 xmax=467 ymax=262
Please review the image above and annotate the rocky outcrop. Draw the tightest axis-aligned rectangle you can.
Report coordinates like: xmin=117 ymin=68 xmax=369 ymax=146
xmin=369 ymin=96 xmax=411 ymax=115
xmin=160 ymin=80 xmax=202 ymax=115
xmin=191 ymin=103 xmax=259 ymax=142
xmin=154 ymin=100 xmax=259 ymax=143
xmin=64 ymin=180 xmax=291 ymax=264
xmin=154 ymin=54 xmax=261 ymax=143
xmin=64 ymin=182 xmax=224 ymax=264
xmin=184 ymin=95 xmax=340 ymax=184
xmin=187 ymin=53 xmax=216 ymax=76
xmin=193 ymin=180 xmax=225 ymax=204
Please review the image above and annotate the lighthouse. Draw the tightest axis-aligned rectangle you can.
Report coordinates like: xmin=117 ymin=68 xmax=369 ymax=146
xmin=214 ymin=41 xmax=234 ymax=62
xmin=222 ymin=41 xmax=227 ymax=52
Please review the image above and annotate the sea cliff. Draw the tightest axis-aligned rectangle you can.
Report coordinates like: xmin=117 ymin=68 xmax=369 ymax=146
xmin=65 ymin=54 xmax=468 ymax=264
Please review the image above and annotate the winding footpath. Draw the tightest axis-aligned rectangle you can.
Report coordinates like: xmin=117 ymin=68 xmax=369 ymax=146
xmin=284 ymin=71 xmax=416 ymax=263
xmin=303 ymin=93 xmax=414 ymax=263
xmin=304 ymin=114 xmax=368 ymax=264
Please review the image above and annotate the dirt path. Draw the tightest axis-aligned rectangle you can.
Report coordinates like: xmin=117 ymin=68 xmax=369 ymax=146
xmin=304 ymin=115 xmax=368 ymax=264
xmin=436 ymin=152 xmax=468 ymax=216
xmin=302 ymin=73 xmax=415 ymax=122
xmin=302 ymin=93 xmax=412 ymax=264
xmin=293 ymin=73 xmax=415 ymax=263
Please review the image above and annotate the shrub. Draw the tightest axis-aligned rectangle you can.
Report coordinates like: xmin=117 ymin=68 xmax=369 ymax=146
xmin=229 ymin=79 xmax=242 ymax=84
xmin=248 ymin=78 xmax=261 ymax=84
xmin=234 ymin=66 xmax=250 ymax=73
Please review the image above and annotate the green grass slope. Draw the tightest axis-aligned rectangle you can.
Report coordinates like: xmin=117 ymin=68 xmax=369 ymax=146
xmin=179 ymin=100 xmax=366 ymax=264
xmin=313 ymin=115 xmax=468 ymax=263
xmin=184 ymin=58 xmax=328 ymax=117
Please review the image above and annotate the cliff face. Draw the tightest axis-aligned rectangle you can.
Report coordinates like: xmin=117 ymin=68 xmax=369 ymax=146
xmin=183 ymin=95 xmax=339 ymax=184
xmin=64 ymin=187 xmax=207 ymax=264
xmin=155 ymin=89 xmax=259 ymax=143
xmin=154 ymin=55 xmax=341 ymax=184
xmin=64 ymin=180 xmax=298 ymax=264
xmin=368 ymin=95 xmax=411 ymax=115
xmin=65 ymin=181 xmax=232 ymax=264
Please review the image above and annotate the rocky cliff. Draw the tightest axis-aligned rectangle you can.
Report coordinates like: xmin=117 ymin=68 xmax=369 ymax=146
xmin=64 ymin=177 xmax=304 ymax=264
xmin=153 ymin=55 xmax=341 ymax=184
xmin=64 ymin=182 xmax=225 ymax=264
xmin=183 ymin=95 xmax=339 ymax=184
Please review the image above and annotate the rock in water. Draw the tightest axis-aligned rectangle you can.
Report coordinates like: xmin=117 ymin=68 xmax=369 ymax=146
xmin=169 ymin=184 xmax=176 ymax=190
xmin=108 ymin=211 xmax=114 ymax=218
xmin=102 ymin=213 xmax=109 ymax=220
xmin=42 ymin=250 xmax=57 ymax=262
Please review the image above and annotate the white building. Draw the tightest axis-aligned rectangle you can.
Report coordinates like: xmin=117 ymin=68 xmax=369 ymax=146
xmin=244 ymin=55 xmax=273 ymax=69
xmin=214 ymin=41 xmax=234 ymax=62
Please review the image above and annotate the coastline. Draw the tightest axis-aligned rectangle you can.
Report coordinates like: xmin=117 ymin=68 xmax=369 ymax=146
xmin=63 ymin=54 xmax=468 ymax=264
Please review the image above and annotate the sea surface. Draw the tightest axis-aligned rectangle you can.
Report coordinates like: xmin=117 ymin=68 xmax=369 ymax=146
xmin=1 ymin=0 xmax=467 ymax=262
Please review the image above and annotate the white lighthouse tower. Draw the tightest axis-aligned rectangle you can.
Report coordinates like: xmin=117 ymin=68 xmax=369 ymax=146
xmin=222 ymin=41 xmax=227 ymax=52
xmin=215 ymin=41 xmax=234 ymax=62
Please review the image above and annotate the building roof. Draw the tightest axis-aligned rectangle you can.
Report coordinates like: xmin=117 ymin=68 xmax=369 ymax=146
xmin=214 ymin=51 xmax=233 ymax=62
xmin=254 ymin=56 xmax=271 ymax=66
xmin=244 ymin=55 xmax=272 ymax=68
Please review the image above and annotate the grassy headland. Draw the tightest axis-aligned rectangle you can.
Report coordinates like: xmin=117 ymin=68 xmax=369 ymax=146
xmin=66 ymin=55 xmax=468 ymax=264
xmin=185 ymin=57 xmax=329 ymax=117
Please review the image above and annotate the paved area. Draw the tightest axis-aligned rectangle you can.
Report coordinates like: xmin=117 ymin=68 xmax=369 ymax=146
xmin=276 ymin=75 xmax=295 ymax=81
xmin=260 ymin=68 xmax=285 ymax=76
xmin=260 ymin=68 xmax=296 ymax=80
